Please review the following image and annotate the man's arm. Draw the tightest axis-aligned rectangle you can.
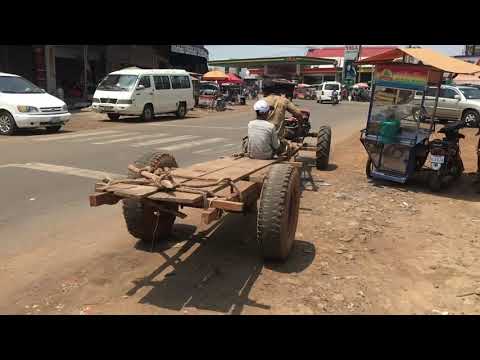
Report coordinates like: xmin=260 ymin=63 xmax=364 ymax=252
xmin=286 ymin=99 xmax=304 ymax=121
xmin=271 ymin=125 xmax=281 ymax=152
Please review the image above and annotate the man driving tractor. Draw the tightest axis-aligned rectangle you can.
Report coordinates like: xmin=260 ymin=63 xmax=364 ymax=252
xmin=261 ymin=78 xmax=304 ymax=139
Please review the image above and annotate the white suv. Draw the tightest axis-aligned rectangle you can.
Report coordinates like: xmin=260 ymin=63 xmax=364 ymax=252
xmin=0 ymin=72 xmax=70 ymax=135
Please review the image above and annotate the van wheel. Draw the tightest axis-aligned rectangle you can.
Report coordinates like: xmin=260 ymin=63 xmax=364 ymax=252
xmin=176 ymin=103 xmax=187 ymax=119
xmin=462 ymin=109 xmax=479 ymax=127
xmin=141 ymin=104 xmax=154 ymax=122
xmin=107 ymin=113 xmax=120 ymax=121
xmin=45 ymin=125 xmax=62 ymax=133
xmin=0 ymin=111 xmax=17 ymax=136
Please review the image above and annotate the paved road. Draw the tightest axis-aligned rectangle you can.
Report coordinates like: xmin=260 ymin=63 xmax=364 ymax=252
xmin=0 ymin=100 xmax=368 ymax=264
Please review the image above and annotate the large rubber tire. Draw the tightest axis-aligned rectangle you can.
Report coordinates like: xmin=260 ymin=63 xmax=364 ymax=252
xmin=462 ymin=109 xmax=479 ymax=128
xmin=257 ymin=164 xmax=301 ymax=262
xmin=141 ymin=104 xmax=154 ymax=122
xmin=122 ymin=152 xmax=178 ymax=244
xmin=107 ymin=113 xmax=120 ymax=121
xmin=316 ymin=125 xmax=332 ymax=170
xmin=45 ymin=125 xmax=62 ymax=133
xmin=176 ymin=102 xmax=187 ymax=118
xmin=0 ymin=111 xmax=17 ymax=136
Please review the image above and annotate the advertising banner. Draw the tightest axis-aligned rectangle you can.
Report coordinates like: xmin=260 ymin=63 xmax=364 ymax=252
xmin=343 ymin=45 xmax=361 ymax=84
xmin=374 ymin=64 xmax=429 ymax=90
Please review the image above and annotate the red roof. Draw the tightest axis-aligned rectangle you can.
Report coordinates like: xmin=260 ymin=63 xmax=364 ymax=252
xmin=306 ymin=46 xmax=396 ymax=59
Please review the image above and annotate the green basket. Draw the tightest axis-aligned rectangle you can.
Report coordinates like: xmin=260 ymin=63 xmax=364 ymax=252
xmin=379 ymin=119 xmax=400 ymax=144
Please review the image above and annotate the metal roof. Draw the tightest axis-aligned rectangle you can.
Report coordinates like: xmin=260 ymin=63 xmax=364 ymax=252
xmin=357 ymin=48 xmax=480 ymax=74
xmin=208 ymin=56 xmax=336 ymax=67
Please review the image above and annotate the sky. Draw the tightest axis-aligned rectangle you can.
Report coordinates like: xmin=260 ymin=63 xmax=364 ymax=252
xmin=205 ymin=45 xmax=465 ymax=61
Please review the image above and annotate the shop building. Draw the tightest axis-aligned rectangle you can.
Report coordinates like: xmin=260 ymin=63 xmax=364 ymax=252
xmin=304 ymin=46 xmax=396 ymax=84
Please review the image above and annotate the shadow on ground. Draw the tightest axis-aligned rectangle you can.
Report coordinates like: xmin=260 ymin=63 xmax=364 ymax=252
xmin=369 ymin=171 xmax=480 ymax=203
xmin=127 ymin=197 xmax=316 ymax=314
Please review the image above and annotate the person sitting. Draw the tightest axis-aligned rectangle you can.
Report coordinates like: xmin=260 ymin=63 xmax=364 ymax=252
xmin=247 ymin=100 xmax=281 ymax=160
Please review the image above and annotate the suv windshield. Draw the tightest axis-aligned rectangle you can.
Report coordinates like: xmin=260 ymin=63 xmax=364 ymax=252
xmin=0 ymin=76 xmax=44 ymax=94
xmin=459 ymin=87 xmax=480 ymax=99
xmin=325 ymin=83 xmax=339 ymax=90
xmin=97 ymin=74 xmax=138 ymax=91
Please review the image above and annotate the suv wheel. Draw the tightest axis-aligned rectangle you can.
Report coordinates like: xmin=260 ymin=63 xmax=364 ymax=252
xmin=462 ymin=109 xmax=479 ymax=127
xmin=0 ymin=111 xmax=17 ymax=136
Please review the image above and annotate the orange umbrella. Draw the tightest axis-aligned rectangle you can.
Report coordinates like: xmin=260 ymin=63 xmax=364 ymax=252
xmin=203 ymin=70 xmax=229 ymax=81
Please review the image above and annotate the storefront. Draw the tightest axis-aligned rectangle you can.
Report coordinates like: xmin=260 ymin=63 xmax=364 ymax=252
xmin=169 ymin=45 xmax=208 ymax=74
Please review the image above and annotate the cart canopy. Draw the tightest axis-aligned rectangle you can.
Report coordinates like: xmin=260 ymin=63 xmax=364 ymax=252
xmin=357 ymin=48 xmax=480 ymax=75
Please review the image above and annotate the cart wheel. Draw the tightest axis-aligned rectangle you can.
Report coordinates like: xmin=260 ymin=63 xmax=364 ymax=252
xmin=366 ymin=157 xmax=374 ymax=178
xmin=257 ymin=164 xmax=301 ymax=262
xmin=316 ymin=125 xmax=332 ymax=170
xmin=122 ymin=152 xmax=178 ymax=244
xmin=428 ymin=172 xmax=442 ymax=192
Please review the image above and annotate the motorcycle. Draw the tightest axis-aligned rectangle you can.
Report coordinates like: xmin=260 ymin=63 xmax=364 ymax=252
xmin=428 ymin=120 xmax=465 ymax=191
xmin=331 ymin=90 xmax=339 ymax=105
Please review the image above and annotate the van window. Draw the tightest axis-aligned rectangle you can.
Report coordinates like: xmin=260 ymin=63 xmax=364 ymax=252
xmin=153 ymin=76 xmax=171 ymax=90
xmin=171 ymin=75 xmax=191 ymax=89
xmin=324 ymin=83 xmax=339 ymax=91
xmin=138 ymin=76 xmax=151 ymax=89
xmin=98 ymin=74 xmax=138 ymax=91
xmin=425 ymin=87 xmax=438 ymax=97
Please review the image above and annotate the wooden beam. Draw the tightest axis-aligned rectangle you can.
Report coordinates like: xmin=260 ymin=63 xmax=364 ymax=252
xmin=201 ymin=208 xmax=222 ymax=225
xmin=89 ymin=192 xmax=121 ymax=207
xmin=209 ymin=199 xmax=243 ymax=212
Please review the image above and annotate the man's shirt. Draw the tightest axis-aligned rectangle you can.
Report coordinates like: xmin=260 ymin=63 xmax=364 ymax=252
xmin=247 ymin=119 xmax=281 ymax=160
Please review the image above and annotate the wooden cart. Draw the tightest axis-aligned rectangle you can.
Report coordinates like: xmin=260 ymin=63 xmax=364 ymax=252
xmin=89 ymin=144 xmax=321 ymax=261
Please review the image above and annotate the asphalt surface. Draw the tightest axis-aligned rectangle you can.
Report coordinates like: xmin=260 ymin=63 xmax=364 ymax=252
xmin=0 ymin=100 xmax=368 ymax=258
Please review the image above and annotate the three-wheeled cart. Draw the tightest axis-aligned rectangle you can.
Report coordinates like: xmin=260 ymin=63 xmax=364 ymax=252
xmin=357 ymin=47 xmax=480 ymax=186
xmin=89 ymin=126 xmax=331 ymax=262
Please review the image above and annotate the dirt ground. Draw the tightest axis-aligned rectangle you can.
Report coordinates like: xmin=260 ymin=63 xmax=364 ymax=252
xmin=64 ymin=104 xmax=252 ymax=132
xmin=2 ymin=127 xmax=480 ymax=315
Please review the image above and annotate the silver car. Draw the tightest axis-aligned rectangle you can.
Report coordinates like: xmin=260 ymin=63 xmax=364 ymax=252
xmin=418 ymin=85 xmax=480 ymax=126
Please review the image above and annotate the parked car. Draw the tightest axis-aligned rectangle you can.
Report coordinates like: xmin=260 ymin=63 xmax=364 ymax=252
xmin=91 ymin=68 xmax=194 ymax=121
xmin=0 ymin=72 xmax=70 ymax=136
xmin=293 ymin=86 xmax=316 ymax=100
xmin=316 ymin=82 xmax=342 ymax=103
xmin=415 ymin=85 xmax=480 ymax=126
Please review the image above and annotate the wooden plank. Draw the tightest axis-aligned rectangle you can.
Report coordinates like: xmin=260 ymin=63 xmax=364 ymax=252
xmin=201 ymin=208 xmax=222 ymax=225
xmin=113 ymin=185 xmax=159 ymax=199
xmin=148 ymin=191 xmax=203 ymax=205
xmin=89 ymin=192 xmax=121 ymax=207
xmin=215 ymin=180 xmax=260 ymax=201
xmin=209 ymin=199 xmax=243 ymax=212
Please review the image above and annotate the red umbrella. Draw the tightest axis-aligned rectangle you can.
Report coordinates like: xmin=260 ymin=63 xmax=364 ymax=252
xmin=219 ymin=73 xmax=243 ymax=85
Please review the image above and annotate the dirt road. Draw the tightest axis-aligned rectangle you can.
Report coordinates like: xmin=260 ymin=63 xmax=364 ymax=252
xmin=2 ymin=119 xmax=480 ymax=315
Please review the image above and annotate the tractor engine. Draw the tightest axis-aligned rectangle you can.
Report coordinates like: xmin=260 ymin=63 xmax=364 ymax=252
xmin=284 ymin=109 xmax=311 ymax=141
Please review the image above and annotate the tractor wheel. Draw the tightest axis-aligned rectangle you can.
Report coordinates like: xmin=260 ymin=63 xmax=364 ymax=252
xmin=316 ymin=125 xmax=332 ymax=170
xmin=257 ymin=164 xmax=301 ymax=262
xmin=122 ymin=152 xmax=178 ymax=244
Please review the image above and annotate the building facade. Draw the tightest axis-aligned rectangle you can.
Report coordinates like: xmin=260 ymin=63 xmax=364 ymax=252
xmin=0 ymin=45 xmax=208 ymax=102
xmin=304 ymin=46 xmax=396 ymax=84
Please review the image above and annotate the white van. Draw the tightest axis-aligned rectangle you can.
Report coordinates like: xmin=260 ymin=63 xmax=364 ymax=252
xmin=0 ymin=72 xmax=70 ymax=135
xmin=92 ymin=68 xmax=194 ymax=121
xmin=316 ymin=82 xmax=342 ymax=103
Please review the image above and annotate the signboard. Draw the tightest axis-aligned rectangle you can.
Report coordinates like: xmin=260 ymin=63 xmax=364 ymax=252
xmin=374 ymin=64 xmax=429 ymax=89
xmin=343 ymin=45 xmax=361 ymax=84
xmin=170 ymin=45 xmax=209 ymax=59
xmin=344 ymin=45 xmax=361 ymax=61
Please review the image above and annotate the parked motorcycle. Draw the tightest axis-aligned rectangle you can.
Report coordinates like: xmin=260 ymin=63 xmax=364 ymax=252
xmin=428 ymin=120 xmax=466 ymax=191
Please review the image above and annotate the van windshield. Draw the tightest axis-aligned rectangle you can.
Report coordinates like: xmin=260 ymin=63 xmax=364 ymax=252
xmin=324 ymin=83 xmax=339 ymax=90
xmin=97 ymin=74 xmax=138 ymax=91
xmin=0 ymin=76 xmax=44 ymax=94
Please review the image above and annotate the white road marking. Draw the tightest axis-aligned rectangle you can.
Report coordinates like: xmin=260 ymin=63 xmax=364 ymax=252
xmin=192 ymin=148 xmax=214 ymax=154
xmin=69 ymin=132 xmax=140 ymax=142
xmin=93 ymin=133 xmax=169 ymax=145
xmin=1 ymin=162 xmax=122 ymax=179
xmin=157 ymin=138 xmax=226 ymax=151
xmin=131 ymin=135 xmax=199 ymax=147
xmin=33 ymin=130 xmax=121 ymax=142
xmin=147 ymin=124 xmax=246 ymax=130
